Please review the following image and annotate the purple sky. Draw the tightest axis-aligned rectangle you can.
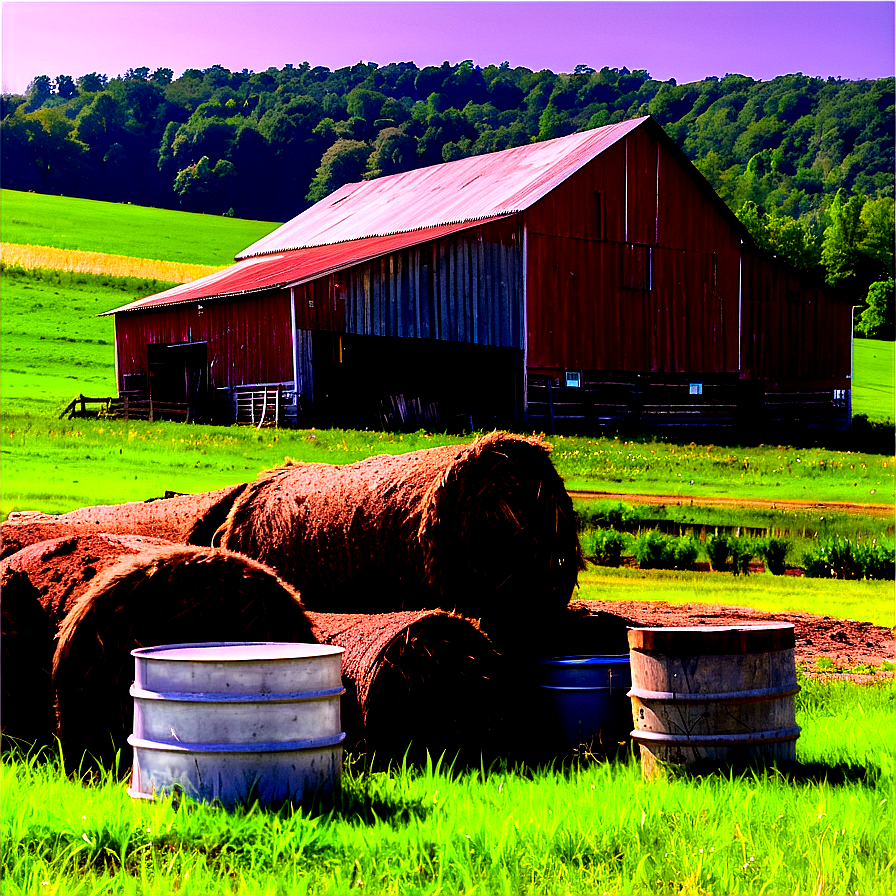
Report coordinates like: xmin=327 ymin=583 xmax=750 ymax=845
xmin=1 ymin=1 xmax=893 ymax=96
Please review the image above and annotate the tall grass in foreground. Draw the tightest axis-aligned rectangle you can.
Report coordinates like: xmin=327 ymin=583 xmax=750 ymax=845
xmin=1 ymin=678 xmax=892 ymax=896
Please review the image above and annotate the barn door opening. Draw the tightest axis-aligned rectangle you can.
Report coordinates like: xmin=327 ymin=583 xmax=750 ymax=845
xmin=311 ymin=333 xmax=523 ymax=432
xmin=146 ymin=341 xmax=208 ymax=422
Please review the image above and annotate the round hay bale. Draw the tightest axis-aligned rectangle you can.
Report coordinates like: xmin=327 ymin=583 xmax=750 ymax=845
xmin=52 ymin=543 xmax=316 ymax=768
xmin=307 ymin=610 xmax=504 ymax=762
xmin=218 ymin=432 xmax=584 ymax=643
xmin=2 ymin=483 xmax=248 ymax=553
xmin=1 ymin=567 xmax=57 ymax=748
xmin=1 ymin=533 xmax=175 ymax=629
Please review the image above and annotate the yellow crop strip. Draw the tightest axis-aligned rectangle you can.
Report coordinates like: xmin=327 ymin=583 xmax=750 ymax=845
xmin=0 ymin=242 xmax=223 ymax=283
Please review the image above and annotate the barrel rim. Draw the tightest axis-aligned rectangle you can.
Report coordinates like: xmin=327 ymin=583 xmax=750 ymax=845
xmin=131 ymin=641 xmax=344 ymax=661
xmin=536 ymin=654 xmax=632 ymax=666
xmin=627 ymin=623 xmax=795 ymax=654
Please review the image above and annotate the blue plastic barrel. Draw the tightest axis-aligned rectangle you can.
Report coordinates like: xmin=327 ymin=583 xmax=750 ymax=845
xmin=535 ymin=654 xmax=632 ymax=753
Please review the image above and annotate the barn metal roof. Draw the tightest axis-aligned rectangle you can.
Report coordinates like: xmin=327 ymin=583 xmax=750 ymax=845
xmin=237 ymin=117 xmax=648 ymax=259
xmin=102 ymin=218 xmax=505 ymax=315
xmin=106 ymin=117 xmax=647 ymax=316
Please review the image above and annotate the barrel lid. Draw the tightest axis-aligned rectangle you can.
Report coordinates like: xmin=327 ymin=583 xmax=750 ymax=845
xmin=131 ymin=642 xmax=344 ymax=661
xmin=627 ymin=623 xmax=795 ymax=655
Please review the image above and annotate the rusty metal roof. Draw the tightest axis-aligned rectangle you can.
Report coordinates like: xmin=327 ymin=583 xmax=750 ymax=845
xmin=237 ymin=117 xmax=647 ymax=259
xmin=106 ymin=118 xmax=646 ymax=315
xmin=102 ymin=218 xmax=505 ymax=315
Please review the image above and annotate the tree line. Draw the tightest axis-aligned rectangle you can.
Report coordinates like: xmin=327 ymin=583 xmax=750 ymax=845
xmin=2 ymin=60 xmax=893 ymax=335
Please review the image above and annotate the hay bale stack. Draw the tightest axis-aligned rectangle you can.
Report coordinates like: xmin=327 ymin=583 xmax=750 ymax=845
xmin=307 ymin=610 xmax=504 ymax=760
xmin=1 ymin=568 xmax=57 ymax=747
xmin=2 ymin=483 xmax=248 ymax=555
xmin=218 ymin=432 xmax=584 ymax=645
xmin=44 ymin=542 xmax=316 ymax=767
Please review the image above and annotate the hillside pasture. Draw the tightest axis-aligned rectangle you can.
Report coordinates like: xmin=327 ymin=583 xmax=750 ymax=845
xmin=853 ymin=337 xmax=895 ymax=423
xmin=0 ymin=189 xmax=279 ymax=267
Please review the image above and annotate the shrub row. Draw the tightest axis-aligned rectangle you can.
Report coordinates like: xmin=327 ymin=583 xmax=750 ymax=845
xmin=581 ymin=527 xmax=896 ymax=580
xmin=581 ymin=529 xmax=792 ymax=576
xmin=803 ymin=536 xmax=895 ymax=580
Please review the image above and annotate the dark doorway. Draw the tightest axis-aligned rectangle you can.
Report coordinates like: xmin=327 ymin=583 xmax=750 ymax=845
xmin=312 ymin=333 xmax=523 ymax=432
xmin=146 ymin=342 xmax=208 ymax=422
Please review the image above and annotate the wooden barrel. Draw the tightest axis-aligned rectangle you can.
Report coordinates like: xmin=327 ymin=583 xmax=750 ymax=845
xmin=627 ymin=624 xmax=800 ymax=777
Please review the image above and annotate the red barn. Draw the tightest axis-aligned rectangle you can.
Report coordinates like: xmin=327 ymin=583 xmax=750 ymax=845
xmin=105 ymin=116 xmax=852 ymax=438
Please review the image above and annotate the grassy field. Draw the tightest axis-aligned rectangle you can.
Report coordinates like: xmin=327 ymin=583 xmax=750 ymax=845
xmin=853 ymin=337 xmax=895 ymax=422
xmin=577 ymin=566 xmax=895 ymax=628
xmin=2 ymin=677 xmax=892 ymax=896
xmin=0 ymin=189 xmax=280 ymax=267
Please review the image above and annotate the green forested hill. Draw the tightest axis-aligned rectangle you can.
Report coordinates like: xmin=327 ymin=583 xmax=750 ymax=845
xmin=2 ymin=61 xmax=893 ymax=332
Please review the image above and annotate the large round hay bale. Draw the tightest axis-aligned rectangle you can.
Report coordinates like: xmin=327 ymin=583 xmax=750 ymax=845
xmin=51 ymin=543 xmax=316 ymax=768
xmin=307 ymin=610 xmax=504 ymax=761
xmin=1 ymin=533 xmax=175 ymax=628
xmin=0 ymin=568 xmax=57 ymax=748
xmin=2 ymin=483 xmax=247 ymax=555
xmin=218 ymin=432 xmax=584 ymax=644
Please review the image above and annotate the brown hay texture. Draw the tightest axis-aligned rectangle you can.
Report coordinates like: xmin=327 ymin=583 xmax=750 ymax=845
xmin=1 ymin=568 xmax=57 ymax=747
xmin=1 ymin=533 xmax=175 ymax=629
xmin=2 ymin=483 xmax=247 ymax=555
xmin=49 ymin=542 xmax=316 ymax=767
xmin=307 ymin=610 xmax=504 ymax=761
xmin=218 ymin=432 xmax=584 ymax=647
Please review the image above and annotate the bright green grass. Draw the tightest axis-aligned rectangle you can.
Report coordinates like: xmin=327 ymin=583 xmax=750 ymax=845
xmin=1 ymin=267 xmax=168 ymax=414
xmin=0 ymin=190 xmax=280 ymax=267
xmin=2 ymin=678 xmax=892 ymax=896
xmin=852 ymin=337 xmax=895 ymax=423
xmin=577 ymin=565 xmax=896 ymax=629
xmin=554 ymin=434 xmax=894 ymax=505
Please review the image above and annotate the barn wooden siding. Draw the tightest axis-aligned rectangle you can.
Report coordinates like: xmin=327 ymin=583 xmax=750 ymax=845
xmin=525 ymin=128 xmax=741 ymax=374
xmin=114 ymin=289 xmax=294 ymax=393
xmin=290 ymin=219 xmax=524 ymax=347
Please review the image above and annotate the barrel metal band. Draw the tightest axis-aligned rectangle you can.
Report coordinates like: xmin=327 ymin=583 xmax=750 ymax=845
xmin=127 ymin=731 xmax=346 ymax=754
xmin=130 ymin=685 xmax=345 ymax=703
xmin=631 ymin=726 xmax=801 ymax=746
xmin=627 ymin=684 xmax=800 ymax=704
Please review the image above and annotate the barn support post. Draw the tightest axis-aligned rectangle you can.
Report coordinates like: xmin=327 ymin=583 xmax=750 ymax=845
xmin=290 ymin=287 xmax=299 ymax=396
xmin=738 ymin=241 xmax=743 ymax=372
xmin=113 ymin=322 xmax=120 ymax=395
xmin=849 ymin=304 xmax=860 ymax=437
xmin=522 ymin=223 xmax=529 ymax=422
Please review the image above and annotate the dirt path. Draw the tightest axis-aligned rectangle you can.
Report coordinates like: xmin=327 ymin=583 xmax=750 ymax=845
xmin=570 ymin=490 xmax=894 ymax=517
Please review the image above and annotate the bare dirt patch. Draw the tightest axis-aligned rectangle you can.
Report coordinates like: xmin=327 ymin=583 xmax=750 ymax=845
xmin=573 ymin=598 xmax=895 ymax=677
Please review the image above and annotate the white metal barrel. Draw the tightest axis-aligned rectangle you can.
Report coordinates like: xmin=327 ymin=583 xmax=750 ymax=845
xmin=128 ymin=642 xmax=345 ymax=808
